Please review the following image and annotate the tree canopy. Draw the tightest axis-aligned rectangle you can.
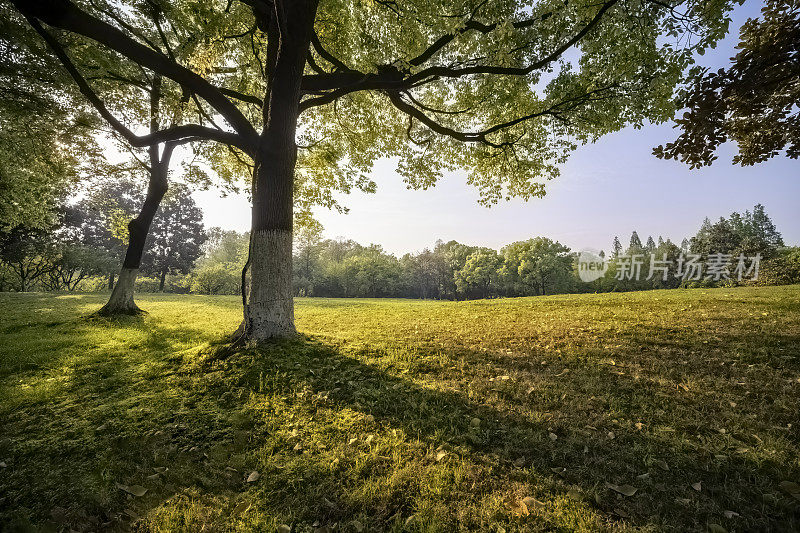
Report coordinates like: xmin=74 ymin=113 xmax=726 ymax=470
xmin=9 ymin=0 xmax=738 ymax=202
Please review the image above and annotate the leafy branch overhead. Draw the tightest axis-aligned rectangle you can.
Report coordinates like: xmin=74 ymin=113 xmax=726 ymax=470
xmin=655 ymin=0 xmax=799 ymax=168
xmin=11 ymin=0 xmax=736 ymax=204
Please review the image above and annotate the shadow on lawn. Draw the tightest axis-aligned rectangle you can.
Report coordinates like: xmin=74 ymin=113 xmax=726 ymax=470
xmin=1 ymin=324 xmax=799 ymax=531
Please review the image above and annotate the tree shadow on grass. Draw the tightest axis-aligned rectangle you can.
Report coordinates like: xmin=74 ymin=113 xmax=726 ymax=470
xmin=1 ymin=326 xmax=798 ymax=532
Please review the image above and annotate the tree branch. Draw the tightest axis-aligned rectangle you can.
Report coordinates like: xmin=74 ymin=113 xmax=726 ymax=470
xmin=13 ymin=0 xmax=259 ymax=152
xmin=27 ymin=17 xmax=252 ymax=153
xmin=300 ymin=0 xmax=618 ymax=100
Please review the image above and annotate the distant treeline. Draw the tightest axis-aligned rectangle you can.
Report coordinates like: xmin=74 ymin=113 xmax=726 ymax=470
xmin=2 ymin=196 xmax=798 ymax=298
xmin=156 ymin=203 xmax=800 ymax=298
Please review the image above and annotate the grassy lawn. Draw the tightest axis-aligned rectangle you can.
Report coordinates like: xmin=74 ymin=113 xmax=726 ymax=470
xmin=1 ymin=287 xmax=799 ymax=532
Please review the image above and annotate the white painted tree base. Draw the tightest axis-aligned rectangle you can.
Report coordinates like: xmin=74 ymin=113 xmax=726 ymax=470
xmin=97 ymin=268 xmax=142 ymax=315
xmin=244 ymin=229 xmax=295 ymax=340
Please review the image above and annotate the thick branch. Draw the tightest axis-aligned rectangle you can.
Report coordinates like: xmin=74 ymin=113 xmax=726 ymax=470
xmin=13 ymin=0 xmax=259 ymax=149
xmin=28 ymin=18 xmax=253 ymax=153
xmin=300 ymin=0 xmax=618 ymax=100
xmin=409 ymin=9 xmax=554 ymax=67
xmin=406 ymin=0 xmax=618 ymax=84
xmin=219 ymin=87 xmax=264 ymax=107
xmin=311 ymin=32 xmax=350 ymax=71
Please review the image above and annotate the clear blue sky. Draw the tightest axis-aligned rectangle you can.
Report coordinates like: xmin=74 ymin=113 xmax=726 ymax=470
xmin=194 ymin=1 xmax=799 ymax=256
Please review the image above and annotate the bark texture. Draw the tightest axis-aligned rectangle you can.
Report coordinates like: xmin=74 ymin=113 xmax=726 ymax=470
xmin=243 ymin=229 xmax=295 ymax=339
xmin=97 ymin=267 xmax=140 ymax=315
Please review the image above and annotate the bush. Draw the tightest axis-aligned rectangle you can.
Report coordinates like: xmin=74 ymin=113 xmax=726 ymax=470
xmin=135 ymin=276 xmax=162 ymax=292
xmin=76 ymin=276 xmax=109 ymax=293
xmin=191 ymin=264 xmax=240 ymax=295
xmin=754 ymin=247 xmax=800 ymax=286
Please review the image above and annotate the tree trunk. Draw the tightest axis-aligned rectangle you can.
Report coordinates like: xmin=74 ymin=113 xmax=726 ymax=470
xmin=98 ymin=161 xmax=174 ymax=315
xmin=107 ymin=273 xmax=114 ymax=291
xmin=98 ymin=164 xmax=169 ymax=314
xmin=159 ymin=268 xmax=167 ymax=292
xmin=240 ymin=1 xmax=317 ymax=341
xmin=97 ymin=76 xmax=173 ymax=316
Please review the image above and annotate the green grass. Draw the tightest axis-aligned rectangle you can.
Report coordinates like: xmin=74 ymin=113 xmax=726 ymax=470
xmin=1 ymin=287 xmax=799 ymax=532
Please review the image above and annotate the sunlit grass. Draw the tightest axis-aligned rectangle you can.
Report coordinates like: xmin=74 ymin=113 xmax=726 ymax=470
xmin=1 ymin=287 xmax=799 ymax=531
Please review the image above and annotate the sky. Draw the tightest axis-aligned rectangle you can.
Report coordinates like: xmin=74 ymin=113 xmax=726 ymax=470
xmin=193 ymin=1 xmax=799 ymax=256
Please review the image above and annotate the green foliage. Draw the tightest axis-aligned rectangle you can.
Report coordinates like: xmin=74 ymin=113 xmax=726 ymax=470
xmin=690 ymin=204 xmax=784 ymax=259
xmin=191 ymin=263 xmax=241 ymax=295
xmin=501 ymin=237 xmax=573 ymax=296
xmin=7 ymin=0 xmax=740 ymax=215
xmin=655 ymin=0 xmax=800 ymax=167
xmin=756 ymin=247 xmax=800 ymax=286
xmin=0 ymin=3 xmax=103 ymax=230
xmin=140 ymin=183 xmax=208 ymax=286
xmin=455 ymin=248 xmax=502 ymax=298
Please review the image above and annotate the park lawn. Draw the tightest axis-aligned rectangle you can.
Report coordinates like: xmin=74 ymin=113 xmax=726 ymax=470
xmin=0 ymin=287 xmax=799 ymax=532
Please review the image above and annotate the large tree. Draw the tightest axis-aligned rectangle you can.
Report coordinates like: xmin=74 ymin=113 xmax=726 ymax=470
xmin=11 ymin=0 xmax=736 ymax=340
xmin=501 ymin=237 xmax=572 ymax=296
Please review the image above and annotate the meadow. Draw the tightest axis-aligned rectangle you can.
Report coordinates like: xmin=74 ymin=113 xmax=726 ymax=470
xmin=1 ymin=286 xmax=799 ymax=532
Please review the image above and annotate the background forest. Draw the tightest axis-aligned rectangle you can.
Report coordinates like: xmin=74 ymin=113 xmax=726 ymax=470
xmin=2 ymin=177 xmax=797 ymax=299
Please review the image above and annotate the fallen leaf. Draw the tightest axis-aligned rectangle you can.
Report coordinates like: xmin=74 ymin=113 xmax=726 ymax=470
xmin=246 ymin=471 xmax=260 ymax=483
xmin=120 ymin=484 xmax=147 ymax=497
xmin=505 ymin=499 xmax=529 ymax=517
xmin=365 ymin=435 xmax=374 ymax=445
xmin=230 ymin=500 xmax=251 ymax=516
xmin=779 ymin=481 xmax=800 ymax=501
xmin=470 ymin=417 xmax=481 ymax=428
xmin=550 ymin=467 xmax=566 ymax=476
xmin=723 ymin=510 xmax=740 ymax=519
xmin=605 ymin=482 xmax=637 ymax=497
xmin=566 ymin=489 xmax=583 ymax=501
xmin=707 ymin=524 xmax=727 ymax=533
xmin=521 ymin=496 xmax=544 ymax=510
xmin=153 ymin=467 xmax=167 ymax=474
xmin=322 ymin=497 xmax=337 ymax=509
xmin=0 ymin=462 xmax=6 ymax=468
xmin=692 ymin=482 xmax=702 ymax=492
xmin=348 ymin=437 xmax=358 ymax=445
xmin=513 ymin=458 xmax=526 ymax=468
xmin=435 ymin=451 xmax=448 ymax=462
xmin=277 ymin=525 xmax=291 ymax=533
xmin=548 ymin=432 xmax=558 ymax=441
xmin=607 ymin=431 xmax=616 ymax=440
xmin=351 ymin=520 xmax=364 ymax=532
